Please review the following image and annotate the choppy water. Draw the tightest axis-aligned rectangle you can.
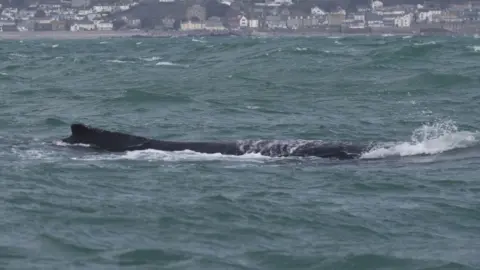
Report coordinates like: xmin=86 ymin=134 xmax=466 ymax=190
xmin=1 ymin=34 xmax=480 ymax=269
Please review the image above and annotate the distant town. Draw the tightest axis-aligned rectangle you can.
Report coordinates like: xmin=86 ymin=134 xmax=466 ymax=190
xmin=1 ymin=0 xmax=480 ymax=37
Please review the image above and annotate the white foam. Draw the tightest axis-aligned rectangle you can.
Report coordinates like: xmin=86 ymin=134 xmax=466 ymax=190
xmin=72 ymin=149 xmax=269 ymax=162
xmin=413 ymin=41 xmax=436 ymax=46
xmin=361 ymin=120 xmax=478 ymax=159
xmin=10 ymin=53 xmax=27 ymax=58
xmin=141 ymin=56 xmax=161 ymax=62
xmin=155 ymin=61 xmax=189 ymax=68
xmin=52 ymin=44 xmax=59 ymax=48
xmin=54 ymin=140 xmax=91 ymax=148
xmin=295 ymin=47 xmax=308 ymax=51
xmin=469 ymin=45 xmax=480 ymax=52
xmin=192 ymin=37 xmax=206 ymax=43
xmin=106 ymin=59 xmax=132 ymax=63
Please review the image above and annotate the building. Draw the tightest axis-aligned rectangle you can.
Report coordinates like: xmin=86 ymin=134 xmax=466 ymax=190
xmin=70 ymin=20 xmax=96 ymax=31
xmin=205 ymin=16 xmax=225 ymax=30
xmin=72 ymin=0 xmax=91 ymax=8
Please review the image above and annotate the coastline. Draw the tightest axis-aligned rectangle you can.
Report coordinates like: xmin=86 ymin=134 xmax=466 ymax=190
xmin=0 ymin=30 xmax=145 ymax=40
xmin=0 ymin=29 xmax=477 ymax=41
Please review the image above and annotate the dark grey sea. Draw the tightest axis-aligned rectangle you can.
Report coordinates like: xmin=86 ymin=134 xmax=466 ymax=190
xmin=1 ymin=35 xmax=479 ymax=270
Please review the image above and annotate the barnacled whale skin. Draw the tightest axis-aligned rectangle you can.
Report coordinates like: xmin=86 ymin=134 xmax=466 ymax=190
xmin=61 ymin=123 xmax=368 ymax=160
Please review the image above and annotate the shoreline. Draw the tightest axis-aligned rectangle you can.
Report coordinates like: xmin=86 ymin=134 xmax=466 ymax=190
xmin=1 ymin=29 xmax=478 ymax=40
xmin=0 ymin=30 xmax=145 ymax=40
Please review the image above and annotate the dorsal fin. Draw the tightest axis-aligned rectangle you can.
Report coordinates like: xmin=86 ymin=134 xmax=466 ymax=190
xmin=70 ymin=123 xmax=91 ymax=136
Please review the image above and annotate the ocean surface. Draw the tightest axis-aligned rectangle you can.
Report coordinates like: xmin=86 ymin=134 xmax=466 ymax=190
xmin=1 ymin=34 xmax=480 ymax=270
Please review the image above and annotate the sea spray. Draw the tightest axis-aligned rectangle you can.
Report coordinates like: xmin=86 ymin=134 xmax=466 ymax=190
xmin=361 ymin=120 xmax=478 ymax=159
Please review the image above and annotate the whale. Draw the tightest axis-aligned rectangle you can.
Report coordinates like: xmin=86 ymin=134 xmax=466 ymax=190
xmin=61 ymin=123 xmax=370 ymax=160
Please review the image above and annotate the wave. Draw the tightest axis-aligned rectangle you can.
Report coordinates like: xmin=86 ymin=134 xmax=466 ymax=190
xmin=70 ymin=149 xmax=269 ymax=162
xmin=361 ymin=120 xmax=478 ymax=159
xmin=155 ymin=61 xmax=189 ymax=68
xmin=106 ymin=59 xmax=134 ymax=64
xmin=468 ymin=45 xmax=480 ymax=52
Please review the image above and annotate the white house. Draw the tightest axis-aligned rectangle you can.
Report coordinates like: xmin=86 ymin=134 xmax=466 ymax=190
xmin=417 ymin=10 xmax=441 ymax=22
xmin=249 ymin=19 xmax=259 ymax=28
xmin=239 ymin=15 xmax=248 ymax=27
xmin=311 ymin=6 xmax=326 ymax=16
xmin=372 ymin=0 xmax=383 ymax=10
xmin=70 ymin=21 xmax=96 ymax=31
xmin=394 ymin=13 xmax=413 ymax=27
xmin=78 ymin=9 xmax=93 ymax=15
xmin=239 ymin=16 xmax=259 ymax=29
xmin=117 ymin=5 xmax=131 ymax=11
xmin=92 ymin=6 xmax=114 ymax=13
xmin=96 ymin=21 xmax=113 ymax=30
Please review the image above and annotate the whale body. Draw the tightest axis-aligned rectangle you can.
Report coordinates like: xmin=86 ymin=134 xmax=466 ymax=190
xmin=61 ymin=123 xmax=369 ymax=160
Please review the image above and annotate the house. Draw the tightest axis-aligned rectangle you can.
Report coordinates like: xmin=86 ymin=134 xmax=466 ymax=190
xmin=394 ymin=13 xmax=413 ymax=27
xmin=121 ymin=16 xmax=141 ymax=28
xmin=464 ymin=10 xmax=480 ymax=21
xmin=34 ymin=23 xmax=53 ymax=31
xmin=72 ymin=0 xmax=91 ymax=8
xmin=416 ymin=9 xmax=441 ymax=22
xmin=205 ymin=16 xmax=225 ymax=31
xmin=1 ymin=24 xmax=18 ymax=32
xmin=303 ymin=16 xmax=323 ymax=28
xmin=311 ymin=6 xmax=325 ymax=16
xmin=180 ymin=20 xmax=205 ymax=30
xmin=382 ymin=15 xmax=397 ymax=27
xmin=70 ymin=20 xmax=96 ymax=31
xmin=239 ymin=15 xmax=248 ymax=28
xmin=371 ymin=0 xmax=384 ymax=10
xmin=344 ymin=12 xmax=365 ymax=28
xmin=18 ymin=9 xmax=36 ymax=20
xmin=365 ymin=12 xmax=384 ymax=27
xmin=78 ymin=9 xmax=93 ymax=16
xmin=265 ymin=15 xmax=287 ymax=29
xmin=0 ymin=20 xmax=15 ymax=26
xmin=116 ymin=6 xmax=131 ymax=12
xmin=357 ymin=5 xmax=371 ymax=12
xmin=0 ymin=20 xmax=17 ymax=32
xmin=439 ymin=10 xmax=463 ymax=23
xmin=92 ymin=6 xmax=115 ymax=13
xmin=51 ymin=20 xmax=67 ymax=31
xmin=327 ymin=13 xmax=346 ymax=26
xmin=346 ymin=20 xmax=366 ymax=29
xmin=96 ymin=21 xmax=113 ymax=30
xmin=248 ymin=18 xmax=259 ymax=28
xmin=374 ymin=6 xmax=406 ymax=17
xmin=32 ymin=17 xmax=54 ymax=25
xmin=286 ymin=16 xmax=303 ymax=29
xmin=162 ymin=17 xmax=176 ymax=29
xmin=87 ymin=13 xmax=102 ymax=21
